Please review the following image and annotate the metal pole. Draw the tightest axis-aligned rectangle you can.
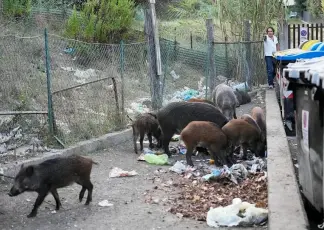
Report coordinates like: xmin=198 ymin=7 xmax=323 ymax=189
xmin=120 ymin=40 xmax=125 ymax=125
xmin=44 ymin=28 xmax=54 ymax=137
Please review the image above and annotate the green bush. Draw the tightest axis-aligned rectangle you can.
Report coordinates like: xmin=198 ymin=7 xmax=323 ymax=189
xmin=64 ymin=0 xmax=135 ymax=43
xmin=3 ymin=0 xmax=32 ymax=18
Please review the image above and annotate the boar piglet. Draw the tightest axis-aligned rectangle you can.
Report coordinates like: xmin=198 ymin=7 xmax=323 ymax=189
xmin=212 ymin=83 xmax=238 ymax=120
xmin=8 ymin=154 xmax=98 ymax=218
xmin=222 ymin=119 xmax=263 ymax=160
xmin=187 ymin=98 xmax=216 ymax=106
xmin=251 ymin=106 xmax=267 ymax=157
xmin=180 ymin=121 xmax=232 ymax=167
xmin=156 ymin=101 xmax=228 ymax=157
xmin=128 ymin=112 xmax=162 ymax=154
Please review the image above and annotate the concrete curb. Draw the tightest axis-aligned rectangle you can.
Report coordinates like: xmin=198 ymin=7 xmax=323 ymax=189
xmin=266 ymin=90 xmax=309 ymax=230
xmin=1 ymin=128 xmax=133 ymax=179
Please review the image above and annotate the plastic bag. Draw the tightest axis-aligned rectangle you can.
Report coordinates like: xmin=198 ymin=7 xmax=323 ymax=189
xmin=109 ymin=167 xmax=138 ymax=178
xmin=144 ymin=154 xmax=169 ymax=165
xmin=169 ymin=161 xmax=187 ymax=174
xmin=206 ymin=198 xmax=268 ymax=228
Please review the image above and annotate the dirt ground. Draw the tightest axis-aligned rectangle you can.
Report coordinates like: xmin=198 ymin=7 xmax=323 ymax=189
xmin=0 ymin=90 xmax=267 ymax=230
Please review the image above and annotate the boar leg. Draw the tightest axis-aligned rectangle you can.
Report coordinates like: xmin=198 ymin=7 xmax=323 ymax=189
xmin=233 ymin=108 xmax=237 ymax=119
xmin=241 ymin=143 xmax=249 ymax=160
xmin=28 ymin=187 xmax=49 ymax=218
xmin=162 ymin=131 xmax=174 ymax=156
xmin=147 ymin=133 xmax=154 ymax=149
xmin=139 ymin=130 xmax=145 ymax=151
xmin=132 ymin=127 xmax=139 ymax=154
xmin=51 ymin=188 xmax=62 ymax=210
xmin=79 ymin=186 xmax=86 ymax=202
xmin=185 ymin=146 xmax=195 ymax=167
xmin=84 ymin=180 xmax=94 ymax=205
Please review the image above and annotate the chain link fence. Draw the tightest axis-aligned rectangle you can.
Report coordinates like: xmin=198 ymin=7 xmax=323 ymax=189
xmin=0 ymin=34 xmax=49 ymax=147
xmin=0 ymin=2 xmax=267 ymax=147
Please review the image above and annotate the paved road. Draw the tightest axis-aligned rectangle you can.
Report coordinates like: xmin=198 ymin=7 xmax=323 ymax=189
xmin=0 ymin=91 xmax=266 ymax=230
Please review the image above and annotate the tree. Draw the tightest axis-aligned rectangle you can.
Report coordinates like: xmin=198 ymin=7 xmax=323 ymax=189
xmin=3 ymin=0 xmax=32 ymax=18
xmin=295 ymin=0 xmax=307 ymax=13
xmin=64 ymin=0 xmax=135 ymax=43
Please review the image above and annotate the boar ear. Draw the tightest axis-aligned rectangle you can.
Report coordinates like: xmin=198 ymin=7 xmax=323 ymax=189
xmin=148 ymin=112 xmax=157 ymax=119
xmin=25 ymin=166 xmax=34 ymax=177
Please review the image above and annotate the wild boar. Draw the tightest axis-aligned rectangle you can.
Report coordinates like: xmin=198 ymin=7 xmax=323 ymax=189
xmin=222 ymin=119 xmax=263 ymax=160
xmin=187 ymin=98 xmax=216 ymax=106
xmin=251 ymin=106 xmax=266 ymax=157
xmin=8 ymin=154 xmax=97 ymax=218
xmin=127 ymin=112 xmax=162 ymax=154
xmin=156 ymin=101 xmax=228 ymax=156
xmin=212 ymin=83 xmax=238 ymax=120
xmin=180 ymin=121 xmax=232 ymax=167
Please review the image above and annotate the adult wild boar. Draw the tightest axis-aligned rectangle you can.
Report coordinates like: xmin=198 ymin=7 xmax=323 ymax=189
xmin=8 ymin=154 xmax=97 ymax=218
xmin=156 ymin=101 xmax=228 ymax=156
xmin=212 ymin=83 xmax=238 ymax=120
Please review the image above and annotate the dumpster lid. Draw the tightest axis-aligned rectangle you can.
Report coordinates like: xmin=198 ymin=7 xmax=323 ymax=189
xmin=283 ymin=56 xmax=324 ymax=88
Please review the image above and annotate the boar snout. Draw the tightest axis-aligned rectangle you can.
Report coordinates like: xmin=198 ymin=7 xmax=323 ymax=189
xmin=8 ymin=187 xmax=20 ymax=197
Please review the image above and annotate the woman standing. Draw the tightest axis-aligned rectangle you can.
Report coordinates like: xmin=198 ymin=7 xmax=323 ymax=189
xmin=263 ymin=26 xmax=280 ymax=89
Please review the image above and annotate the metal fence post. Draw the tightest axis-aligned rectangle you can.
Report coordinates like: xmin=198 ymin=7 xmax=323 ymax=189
xmin=206 ymin=18 xmax=216 ymax=97
xmin=161 ymin=41 xmax=171 ymax=99
xmin=44 ymin=28 xmax=55 ymax=138
xmin=244 ymin=20 xmax=252 ymax=90
xmin=120 ymin=40 xmax=125 ymax=125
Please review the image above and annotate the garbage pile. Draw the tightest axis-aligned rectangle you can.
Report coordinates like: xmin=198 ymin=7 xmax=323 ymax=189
xmin=125 ymin=75 xmax=248 ymax=117
xmin=167 ymin=170 xmax=268 ymax=225
xmin=138 ymin=131 xmax=268 ymax=227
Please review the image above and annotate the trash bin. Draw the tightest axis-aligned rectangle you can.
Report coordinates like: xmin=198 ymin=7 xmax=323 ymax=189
xmin=283 ymin=55 xmax=324 ymax=213
xmin=273 ymin=40 xmax=324 ymax=136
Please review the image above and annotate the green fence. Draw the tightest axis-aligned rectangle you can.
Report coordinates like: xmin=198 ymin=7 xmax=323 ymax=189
xmin=0 ymin=27 xmax=266 ymax=147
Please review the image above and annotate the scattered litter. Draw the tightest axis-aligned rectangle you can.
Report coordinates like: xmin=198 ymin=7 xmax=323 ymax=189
xmin=171 ymin=135 xmax=181 ymax=142
xmin=154 ymin=168 xmax=167 ymax=174
xmin=144 ymin=154 xmax=169 ymax=165
xmin=137 ymin=153 xmax=146 ymax=161
xmin=232 ymin=82 xmax=249 ymax=92
xmin=202 ymin=164 xmax=248 ymax=184
xmin=98 ymin=200 xmax=114 ymax=207
xmin=170 ymin=70 xmax=180 ymax=80
xmin=51 ymin=210 xmax=57 ymax=214
xmin=206 ymin=198 xmax=268 ymax=228
xmin=143 ymin=148 xmax=154 ymax=154
xmin=169 ymin=161 xmax=187 ymax=174
xmin=176 ymin=213 xmax=184 ymax=219
xmin=109 ymin=167 xmax=138 ymax=178
xmin=294 ymin=164 xmax=299 ymax=168
xmin=178 ymin=145 xmax=187 ymax=155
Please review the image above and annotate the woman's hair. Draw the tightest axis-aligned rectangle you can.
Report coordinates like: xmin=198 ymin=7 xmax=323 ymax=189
xmin=266 ymin=26 xmax=275 ymax=33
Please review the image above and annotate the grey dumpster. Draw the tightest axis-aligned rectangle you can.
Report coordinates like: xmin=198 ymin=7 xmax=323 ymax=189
xmin=284 ymin=56 xmax=324 ymax=213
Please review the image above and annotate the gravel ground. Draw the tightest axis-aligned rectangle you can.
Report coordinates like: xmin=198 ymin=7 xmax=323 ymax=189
xmin=0 ymin=89 xmax=267 ymax=230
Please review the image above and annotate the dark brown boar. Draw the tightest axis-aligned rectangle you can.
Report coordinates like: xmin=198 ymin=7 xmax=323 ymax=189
xmin=156 ymin=101 xmax=228 ymax=156
xmin=8 ymin=154 xmax=97 ymax=218
xmin=222 ymin=119 xmax=263 ymax=159
xmin=187 ymin=98 xmax=216 ymax=106
xmin=251 ymin=106 xmax=266 ymax=157
xmin=180 ymin=121 xmax=232 ymax=167
xmin=240 ymin=114 xmax=261 ymax=133
xmin=128 ymin=112 xmax=162 ymax=154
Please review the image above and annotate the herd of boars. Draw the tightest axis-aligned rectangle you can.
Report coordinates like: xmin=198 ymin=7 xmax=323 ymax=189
xmin=5 ymin=83 xmax=265 ymax=218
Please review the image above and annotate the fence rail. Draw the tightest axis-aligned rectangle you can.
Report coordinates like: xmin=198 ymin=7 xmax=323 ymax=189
xmin=288 ymin=23 xmax=324 ymax=48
